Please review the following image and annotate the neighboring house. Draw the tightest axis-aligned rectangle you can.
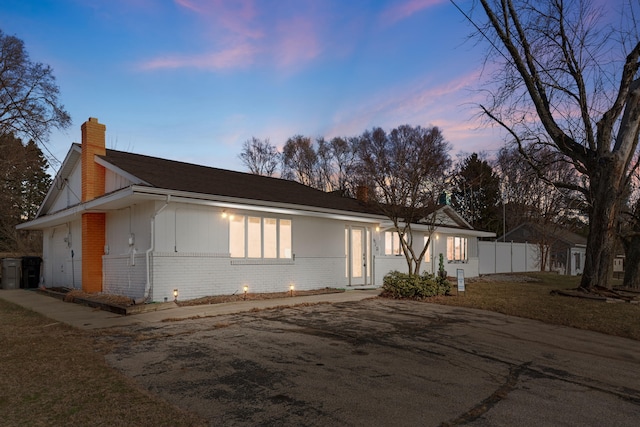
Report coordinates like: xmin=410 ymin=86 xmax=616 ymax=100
xmin=499 ymin=223 xmax=587 ymax=275
xmin=18 ymin=118 xmax=494 ymax=302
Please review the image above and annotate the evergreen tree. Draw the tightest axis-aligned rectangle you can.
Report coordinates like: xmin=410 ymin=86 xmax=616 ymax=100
xmin=0 ymin=134 xmax=51 ymax=252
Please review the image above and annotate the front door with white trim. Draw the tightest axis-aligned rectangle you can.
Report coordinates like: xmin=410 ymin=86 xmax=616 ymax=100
xmin=346 ymin=226 xmax=370 ymax=286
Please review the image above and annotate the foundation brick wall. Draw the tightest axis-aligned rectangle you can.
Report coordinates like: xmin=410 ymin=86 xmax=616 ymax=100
xmin=103 ymin=254 xmax=147 ymax=299
xmin=149 ymin=253 xmax=347 ymax=302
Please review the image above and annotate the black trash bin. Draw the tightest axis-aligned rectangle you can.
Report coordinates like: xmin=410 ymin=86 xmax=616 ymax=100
xmin=21 ymin=256 xmax=42 ymax=289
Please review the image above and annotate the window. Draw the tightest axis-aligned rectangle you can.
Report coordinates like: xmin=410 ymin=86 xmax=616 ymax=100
xmin=229 ymin=215 xmax=292 ymax=259
xmin=229 ymin=215 xmax=245 ymax=258
xmin=247 ymin=217 xmax=261 ymax=258
xmin=384 ymin=231 xmax=403 ymax=255
xmin=447 ymin=236 xmax=467 ymax=262
xmin=423 ymin=235 xmax=432 ymax=261
xmin=279 ymin=220 xmax=292 ymax=259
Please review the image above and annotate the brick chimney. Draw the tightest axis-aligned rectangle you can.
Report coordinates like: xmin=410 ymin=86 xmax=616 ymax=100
xmin=81 ymin=117 xmax=106 ymax=293
xmin=356 ymin=185 xmax=369 ymax=203
xmin=81 ymin=117 xmax=106 ymax=202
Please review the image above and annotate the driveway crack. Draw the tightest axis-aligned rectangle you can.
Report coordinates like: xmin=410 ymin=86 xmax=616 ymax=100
xmin=440 ymin=361 xmax=532 ymax=426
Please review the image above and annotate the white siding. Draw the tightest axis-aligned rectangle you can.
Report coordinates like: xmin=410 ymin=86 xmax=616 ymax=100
xmin=105 ymin=169 xmax=133 ymax=193
xmin=48 ymin=163 xmax=82 ymax=212
xmin=42 ymin=220 xmax=82 ymax=288
xmin=154 ymin=203 xmax=228 ymax=254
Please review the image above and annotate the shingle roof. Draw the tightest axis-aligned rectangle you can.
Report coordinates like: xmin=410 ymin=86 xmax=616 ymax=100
xmin=100 ymin=149 xmax=378 ymax=215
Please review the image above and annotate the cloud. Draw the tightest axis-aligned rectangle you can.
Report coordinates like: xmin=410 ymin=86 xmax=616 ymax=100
xmin=139 ymin=0 xmax=327 ymax=72
xmin=380 ymin=0 xmax=447 ymax=25
xmin=138 ymin=43 xmax=257 ymax=70
xmin=274 ymin=16 xmax=323 ymax=68
xmin=324 ymin=67 xmax=504 ymax=153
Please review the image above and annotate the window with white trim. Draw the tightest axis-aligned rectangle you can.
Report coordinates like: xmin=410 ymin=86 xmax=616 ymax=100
xmin=229 ymin=215 xmax=292 ymax=259
xmin=447 ymin=236 xmax=467 ymax=262
xmin=384 ymin=231 xmax=405 ymax=255
xmin=423 ymin=235 xmax=432 ymax=261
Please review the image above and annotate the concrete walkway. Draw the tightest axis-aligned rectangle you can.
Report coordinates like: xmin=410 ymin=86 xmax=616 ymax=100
xmin=0 ymin=288 xmax=380 ymax=330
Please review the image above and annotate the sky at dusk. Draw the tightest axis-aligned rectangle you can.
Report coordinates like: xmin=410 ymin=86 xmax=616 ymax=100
xmin=0 ymin=0 xmax=507 ymax=174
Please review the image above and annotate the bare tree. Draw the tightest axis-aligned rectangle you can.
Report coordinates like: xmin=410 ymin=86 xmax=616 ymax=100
xmin=495 ymin=145 xmax=585 ymax=271
xmin=281 ymin=135 xmax=319 ymax=187
xmin=316 ymin=136 xmax=359 ymax=194
xmin=356 ymin=125 xmax=452 ymax=275
xmin=0 ymin=29 xmax=70 ymax=144
xmin=238 ymin=137 xmax=280 ymax=177
xmin=471 ymin=0 xmax=640 ymax=290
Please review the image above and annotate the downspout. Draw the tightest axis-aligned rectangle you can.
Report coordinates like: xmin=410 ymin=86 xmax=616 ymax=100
xmin=144 ymin=195 xmax=171 ymax=301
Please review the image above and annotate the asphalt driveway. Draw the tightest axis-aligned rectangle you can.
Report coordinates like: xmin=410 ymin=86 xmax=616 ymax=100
xmin=100 ymin=298 xmax=640 ymax=426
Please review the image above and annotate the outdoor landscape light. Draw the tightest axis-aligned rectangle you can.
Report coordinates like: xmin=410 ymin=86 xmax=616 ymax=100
xmin=243 ymin=285 xmax=248 ymax=300
xmin=173 ymin=289 xmax=178 ymax=301
xmin=289 ymin=284 xmax=294 ymax=297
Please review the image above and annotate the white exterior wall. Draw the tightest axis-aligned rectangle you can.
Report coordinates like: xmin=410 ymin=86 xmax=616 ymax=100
xmin=376 ymin=230 xmax=482 ymax=281
xmin=41 ymin=219 xmax=82 ymax=289
xmin=103 ymin=202 xmax=154 ymax=298
xmin=104 ymin=202 xmax=374 ymax=302
xmin=147 ymin=212 xmax=362 ymax=302
xmin=105 ymin=169 xmax=133 ymax=193
xmin=48 ymin=163 xmax=82 ymax=213
xmin=150 ymin=254 xmax=347 ymax=302
xmin=98 ymin=200 xmax=495 ymax=301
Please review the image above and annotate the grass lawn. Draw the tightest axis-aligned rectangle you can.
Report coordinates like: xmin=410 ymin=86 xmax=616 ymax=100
xmin=426 ymin=272 xmax=640 ymax=341
xmin=0 ymin=299 xmax=207 ymax=427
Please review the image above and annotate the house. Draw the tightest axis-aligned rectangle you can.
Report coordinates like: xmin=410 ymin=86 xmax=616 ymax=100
xmin=18 ymin=118 xmax=495 ymax=302
xmin=499 ymin=223 xmax=587 ymax=275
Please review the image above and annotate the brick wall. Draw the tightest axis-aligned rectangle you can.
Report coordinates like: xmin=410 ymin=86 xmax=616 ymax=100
xmin=149 ymin=253 xmax=347 ymax=302
xmin=103 ymin=254 xmax=147 ymax=299
xmin=81 ymin=117 xmax=107 ymax=293
xmin=81 ymin=117 xmax=106 ymax=202
xmin=82 ymin=213 xmax=105 ymax=293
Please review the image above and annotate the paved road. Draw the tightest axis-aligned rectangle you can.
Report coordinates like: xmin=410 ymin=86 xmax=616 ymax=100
xmin=100 ymin=297 xmax=640 ymax=426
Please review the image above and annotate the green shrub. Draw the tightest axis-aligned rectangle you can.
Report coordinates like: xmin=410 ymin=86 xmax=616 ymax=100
xmin=380 ymin=270 xmax=450 ymax=300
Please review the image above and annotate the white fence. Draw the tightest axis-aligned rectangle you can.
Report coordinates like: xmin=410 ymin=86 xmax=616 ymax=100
xmin=478 ymin=241 xmax=542 ymax=275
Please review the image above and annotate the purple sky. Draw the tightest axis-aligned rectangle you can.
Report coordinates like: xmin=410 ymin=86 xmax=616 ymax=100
xmin=1 ymin=0 xmax=506 ymax=174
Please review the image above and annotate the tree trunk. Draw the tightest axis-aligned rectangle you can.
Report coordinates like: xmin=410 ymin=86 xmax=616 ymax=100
xmin=622 ymin=236 xmax=640 ymax=289
xmin=580 ymin=164 xmax=623 ymax=291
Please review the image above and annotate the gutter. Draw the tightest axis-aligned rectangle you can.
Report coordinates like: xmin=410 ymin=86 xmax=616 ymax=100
xmin=144 ymin=194 xmax=171 ymax=301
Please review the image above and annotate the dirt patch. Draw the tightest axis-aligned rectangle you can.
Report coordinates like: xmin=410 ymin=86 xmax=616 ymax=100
xmin=176 ymin=287 xmax=344 ymax=307
xmin=38 ymin=286 xmax=345 ymax=311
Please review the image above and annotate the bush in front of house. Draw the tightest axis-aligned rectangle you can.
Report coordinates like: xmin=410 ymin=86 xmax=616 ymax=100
xmin=380 ymin=270 xmax=450 ymax=299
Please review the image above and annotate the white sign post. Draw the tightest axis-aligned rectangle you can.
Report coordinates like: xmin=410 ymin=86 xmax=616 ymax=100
xmin=456 ymin=269 xmax=465 ymax=295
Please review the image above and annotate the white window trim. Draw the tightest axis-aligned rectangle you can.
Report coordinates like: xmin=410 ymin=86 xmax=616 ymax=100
xmin=230 ymin=215 xmax=292 ymax=260
xmin=447 ymin=236 xmax=468 ymax=263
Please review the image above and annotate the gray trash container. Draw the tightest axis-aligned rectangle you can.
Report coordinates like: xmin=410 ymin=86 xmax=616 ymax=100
xmin=1 ymin=258 xmax=22 ymax=290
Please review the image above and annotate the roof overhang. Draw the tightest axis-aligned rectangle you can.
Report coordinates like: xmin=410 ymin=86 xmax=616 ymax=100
xmin=18 ymin=185 xmax=386 ymax=230
xmin=377 ymin=221 xmax=495 ymax=238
